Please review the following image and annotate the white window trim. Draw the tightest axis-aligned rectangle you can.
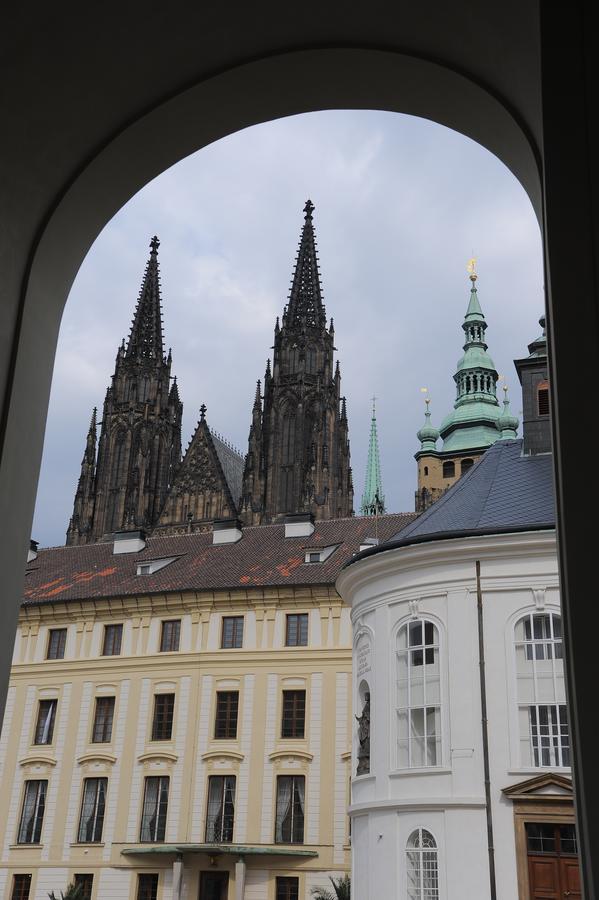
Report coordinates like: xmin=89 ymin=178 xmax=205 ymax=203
xmin=136 ymin=557 xmax=177 ymax=576
xmin=303 ymin=545 xmax=338 ymax=564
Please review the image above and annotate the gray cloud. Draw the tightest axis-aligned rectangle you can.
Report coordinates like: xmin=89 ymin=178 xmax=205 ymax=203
xmin=32 ymin=110 xmax=544 ymax=547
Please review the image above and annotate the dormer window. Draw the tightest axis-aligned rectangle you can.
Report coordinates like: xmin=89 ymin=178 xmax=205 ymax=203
xmin=136 ymin=557 xmax=176 ymax=576
xmin=303 ymin=545 xmax=338 ymax=564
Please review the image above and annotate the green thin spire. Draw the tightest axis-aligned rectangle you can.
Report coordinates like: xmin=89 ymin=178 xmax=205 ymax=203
xmin=360 ymin=397 xmax=385 ymax=516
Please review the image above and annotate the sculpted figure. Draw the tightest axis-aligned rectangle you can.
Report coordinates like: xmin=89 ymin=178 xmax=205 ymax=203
xmin=356 ymin=692 xmax=370 ymax=775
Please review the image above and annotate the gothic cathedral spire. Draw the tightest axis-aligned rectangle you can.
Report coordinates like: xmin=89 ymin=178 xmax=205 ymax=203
xmin=360 ymin=397 xmax=385 ymax=516
xmin=241 ymin=200 xmax=353 ymax=524
xmin=66 ymin=238 xmax=183 ymax=544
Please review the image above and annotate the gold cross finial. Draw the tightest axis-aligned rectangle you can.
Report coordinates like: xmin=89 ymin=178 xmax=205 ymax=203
xmin=467 ymin=257 xmax=477 ymax=282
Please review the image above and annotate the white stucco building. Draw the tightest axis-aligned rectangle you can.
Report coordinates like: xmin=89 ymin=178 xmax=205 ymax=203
xmin=337 ymin=324 xmax=580 ymax=899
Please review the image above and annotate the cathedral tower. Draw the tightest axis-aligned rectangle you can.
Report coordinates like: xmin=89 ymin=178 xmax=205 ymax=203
xmin=241 ymin=200 xmax=353 ymax=524
xmin=66 ymin=237 xmax=183 ymax=544
xmin=360 ymin=397 xmax=385 ymax=515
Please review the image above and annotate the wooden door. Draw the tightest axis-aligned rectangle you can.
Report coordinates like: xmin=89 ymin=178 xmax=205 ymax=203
xmin=199 ymin=871 xmax=229 ymax=900
xmin=526 ymin=823 xmax=581 ymax=900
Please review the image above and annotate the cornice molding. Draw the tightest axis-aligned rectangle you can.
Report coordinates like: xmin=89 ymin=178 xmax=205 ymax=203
xmin=19 ymin=754 xmax=57 ymax=768
xmin=77 ymin=752 xmax=117 ymax=765
xmin=201 ymin=750 xmax=244 ymax=762
xmin=138 ymin=751 xmax=178 ymax=764
xmin=269 ymin=749 xmax=314 ymax=762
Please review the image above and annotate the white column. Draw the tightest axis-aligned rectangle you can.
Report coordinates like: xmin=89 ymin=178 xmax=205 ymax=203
xmin=172 ymin=855 xmax=183 ymax=900
xmin=235 ymin=857 xmax=246 ymax=900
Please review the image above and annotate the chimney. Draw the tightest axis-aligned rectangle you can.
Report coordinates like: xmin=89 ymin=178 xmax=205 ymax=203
xmin=27 ymin=540 xmax=39 ymax=563
xmin=284 ymin=513 xmax=315 ymax=538
xmin=359 ymin=537 xmax=380 ymax=553
xmin=113 ymin=530 xmax=146 ymax=554
xmin=212 ymin=518 xmax=243 ymax=545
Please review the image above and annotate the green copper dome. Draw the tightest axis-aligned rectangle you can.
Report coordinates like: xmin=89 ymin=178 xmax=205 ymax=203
xmin=497 ymin=387 xmax=519 ymax=439
xmin=417 ymin=400 xmax=439 ymax=451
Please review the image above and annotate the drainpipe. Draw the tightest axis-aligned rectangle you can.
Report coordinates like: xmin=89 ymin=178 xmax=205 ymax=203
xmin=235 ymin=856 xmax=246 ymax=900
xmin=476 ymin=560 xmax=497 ymax=900
xmin=173 ymin=853 xmax=183 ymax=900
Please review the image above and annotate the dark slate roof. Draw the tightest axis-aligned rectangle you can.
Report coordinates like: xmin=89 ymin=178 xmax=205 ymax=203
xmin=211 ymin=431 xmax=245 ymax=507
xmin=376 ymin=439 xmax=555 ymax=556
xmin=23 ymin=514 xmax=416 ymax=605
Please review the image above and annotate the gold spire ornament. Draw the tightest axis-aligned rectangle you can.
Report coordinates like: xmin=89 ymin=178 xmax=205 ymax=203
xmin=467 ymin=257 xmax=477 ymax=282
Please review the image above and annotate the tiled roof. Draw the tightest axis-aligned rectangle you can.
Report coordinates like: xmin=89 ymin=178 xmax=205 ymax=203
xmin=23 ymin=514 xmax=416 ymax=605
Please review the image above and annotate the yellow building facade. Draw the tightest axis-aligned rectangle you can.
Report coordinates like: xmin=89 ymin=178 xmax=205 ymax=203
xmin=0 ymin=514 xmax=412 ymax=900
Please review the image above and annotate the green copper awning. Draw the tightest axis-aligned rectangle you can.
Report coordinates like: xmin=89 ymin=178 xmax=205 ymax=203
xmin=121 ymin=844 xmax=318 ymax=858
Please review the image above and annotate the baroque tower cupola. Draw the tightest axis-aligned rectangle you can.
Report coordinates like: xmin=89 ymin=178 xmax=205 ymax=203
xmin=240 ymin=200 xmax=353 ymax=524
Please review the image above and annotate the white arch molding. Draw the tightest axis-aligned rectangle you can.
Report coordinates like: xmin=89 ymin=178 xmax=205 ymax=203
xmin=2 ymin=8 xmax=599 ymax=893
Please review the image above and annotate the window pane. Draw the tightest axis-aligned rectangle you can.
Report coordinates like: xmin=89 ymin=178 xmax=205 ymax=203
xmin=275 ymin=775 xmax=304 ymax=843
xmin=406 ymin=828 xmax=439 ymax=900
xmin=205 ymin=775 xmax=236 ymax=842
xmin=286 ymin=614 xmax=308 ymax=647
xmin=559 ymin=824 xmax=578 ymax=854
xmin=529 ymin=704 xmax=569 ymax=767
xmin=151 ymin=694 xmax=175 ymax=741
xmin=18 ymin=780 xmax=47 ymax=843
xmin=526 ymin=822 xmax=556 ymax=853
xmin=137 ymin=874 xmax=158 ymax=900
xmin=102 ymin=624 xmax=123 ymax=656
xmin=78 ymin=778 xmax=107 ymax=842
xmin=140 ymin=777 xmax=169 ymax=842
xmin=34 ymin=699 xmax=57 ymax=745
xmin=276 ymin=877 xmax=299 ymax=900
xmin=92 ymin=696 xmax=115 ymax=743
xmin=11 ymin=875 xmax=32 ymax=900
xmin=221 ymin=616 xmax=244 ymax=649
xmin=281 ymin=691 xmax=306 ymax=738
xmin=160 ymin=620 xmax=180 ymax=652
xmin=47 ymin=628 xmax=67 ymax=660
xmin=214 ymin=691 xmax=239 ymax=739
xmin=73 ymin=875 xmax=93 ymax=900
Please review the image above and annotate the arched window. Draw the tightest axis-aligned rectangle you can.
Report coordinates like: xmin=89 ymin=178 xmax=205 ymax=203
xmin=396 ymin=620 xmax=441 ymax=768
xmin=514 ymin=611 xmax=568 ymax=767
xmin=461 ymin=458 xmax=473 ymax=475
xmin=538 ymin=380 xmax=550 ymax=416
xmin=406 ymin=828 xmax=439 ymax=900
xmin=442 ymin=461 xmax=455 ymax=479
xmin=423 ymin=466 xmax=429 ymax=476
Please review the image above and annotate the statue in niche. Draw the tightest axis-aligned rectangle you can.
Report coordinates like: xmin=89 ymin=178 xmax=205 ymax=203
xmin=356 ymin=692 xmax=370 ymax=775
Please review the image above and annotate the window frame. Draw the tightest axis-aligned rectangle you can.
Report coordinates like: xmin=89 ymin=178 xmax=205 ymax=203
xmin=221 ymin=615 xmax=244 ymax=649
xmin=276 ymin=877 xmax=299 ymax=900
xmin=281 ymin=690 xmax=306 ymax=739
xmin=159 ymin=619 xmax=181 ymax=653
xmin=406 ymin=827 xmax=439 ymax=900
xmin=151 ymin=693 xmax=175 ymax=741
xmin=11 ymin=875 xmax=32 ymax=900
xmin=395 ymin=618 xmax=443 ymax=770
xmin=17 ymin=779 xmax=47 ymax=844
xmin=205 ymin=774 xmax=236 ymax=843
xmin=77 ymin=777 xmax=107 ymax=843
xmin=73 ymin=875 xmax=93 ymax=900
xmin=274 ymin=774 xmax=305 ymax=844
xmin=214 ymin=691 xmax=239 ymax=740
xmin=102 ymin=623 xmax=123 ymax=656
xmin=140 ymin=776 xmax=169 ymax=842
xmin=136 ymin=874 xmax=159 ymax=900
xmin=285 ymin=613 xmax=309 ymax=647
xmin=91 ymin=695 xmax=115 ymax=743
xmin=46 ymin=628 xmax=67 ymax=660
xmin=33 ymin=698 xmax=57 ymax=745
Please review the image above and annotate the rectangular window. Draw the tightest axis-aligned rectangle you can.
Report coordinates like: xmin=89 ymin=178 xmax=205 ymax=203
xmin=151 ymin=694 xmax=175 ymax=741
xmin=11 ymin=875 xmax=32 ymax=900
xmin=214 ymin=691 xmax=239 ymax=739
xmin=102 ymin=624 xmax=123 ymax=656
xmin=221 ymin=616 xmax=244 ymax=649
xmin=46 ymin=628 xmax=67 ymax=660
xmin=285 ymin=614 xmax=308 ymax=647
xmin=276 ymin=877 xmax=299 ymax=900
xmin=91 ymin=696 xmax=115 ymax=743
xmin=140 ymin=776 xmax=169 ymax=842
xmin=17 ymin=780 xmax=47 ymax=844
xmin=529 ymin=704 xmax=570 ymax=767
xmin=281 ymin=690 xmax=306 ymax=738
xmin=78 ymin=778 xmax=107 ymax=842
xmin=73 ymin=875 xmax=93 ymax=900
xmin=33 ymin=699 xmax=57 ymax=745
xmin=275 ymin=775 xmax=305 ymax=844
xmin=160 ymin=620 xmax=180 ymax=652
xmin=205 ymin=775 xmax=236 ymax=842
xmin=397 ymin=706 xmax=441 ymax=768
xmin=136 ymin=874 xmax=158 ymax=900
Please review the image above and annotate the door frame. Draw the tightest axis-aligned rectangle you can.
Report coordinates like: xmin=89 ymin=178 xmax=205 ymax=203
xmin=199 ymin=869 xmax=230 ymax=900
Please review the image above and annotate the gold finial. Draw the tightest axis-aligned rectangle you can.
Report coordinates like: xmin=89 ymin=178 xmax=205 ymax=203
xmin=467 ymin=257 xmax=477 ymax=282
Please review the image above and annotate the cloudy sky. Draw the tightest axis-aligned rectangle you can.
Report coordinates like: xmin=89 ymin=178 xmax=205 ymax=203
xmin=32 ymin=110 xmax=544 ymax=548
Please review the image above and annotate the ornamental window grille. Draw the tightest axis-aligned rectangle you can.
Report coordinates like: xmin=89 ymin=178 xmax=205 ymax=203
xmin=151 ymin=694 xmax=175 ymax=741
xmin=34 ymin=699 xmax=57 ymax=745
xmin=406 ymin=828 xmax=439 ymax=900
xmin=205 ymin=775 xmax=236 ymax=842
xmin=214 ymin=691 xmax=239 ymax=739
xmin=221 ymin=616 xmax=244 ymax=649
xmin=17 ymin=780 xmax=47 ymax=844
xmin=11 ymin=876 xmax=31 ymax=900
xmin=136 ymin=874 xmax=158 ymax=900
xmin=281 ymin=690 xmax=306 ymax=738
xmin=102 ymin=623 xmax=123 ymax=656
xmin=47 ymin=628 xmax=67 ymax=660
xmin=73 ymin=875 xmax=93 ymax=900
xmin=286 ymin=613 xmax=309 ymax=647
xmin=91 ymin=696 xmax=115 ymax=743
xmin=140 ymin=776 xmax=169 ymax=842
xmin=514 ymin=612 xmax=569 ymax=767
xmin=275 ymin=775 xmax=305 ymax=843
xmin=276 ymin=877 xmax=299 ymax=900
xmin=160 ymin=619 xmax=180 ymax=652
xmin=78 ymin=778 xmax=107 ymax=843
xmin=396 ymin=620 xmax=441 ymax=768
